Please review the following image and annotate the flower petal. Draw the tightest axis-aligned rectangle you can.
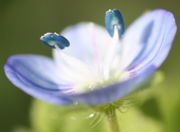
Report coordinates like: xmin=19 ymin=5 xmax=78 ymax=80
xmin=70 ymin=65 xmax=156 ymax=105
xmin=4 ymin=55 xmax=73 ymax=104
xmin=54 ymin=23 xmax=112 ymax=67
xmin=122 ymin=9 xmax=177 ymax=74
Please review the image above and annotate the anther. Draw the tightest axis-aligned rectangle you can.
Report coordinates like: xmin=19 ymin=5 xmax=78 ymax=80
xmin=105 ymin=9 xmax=125 ymax=37
xmin=40 ymin=33 xmax=70 ymax=49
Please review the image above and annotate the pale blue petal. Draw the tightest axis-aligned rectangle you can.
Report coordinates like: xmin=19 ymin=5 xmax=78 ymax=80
xmin=56 ymin=23 xmax=112 ymax=66
xmin=123 ymin=9 xmax=177 ymax=74
xmin=71 ymin=65 xmax=156 ymax=105
xmin=4 ymin=55 xmax=73 ymax=104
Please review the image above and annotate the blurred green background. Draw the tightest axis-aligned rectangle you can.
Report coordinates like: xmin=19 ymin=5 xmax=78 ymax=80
xmin=0 ymin=0 xmax=179 ymax=132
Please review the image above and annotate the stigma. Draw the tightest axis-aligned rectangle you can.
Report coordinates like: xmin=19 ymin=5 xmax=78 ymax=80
xmin=40 ymin=32 xmax=70 ymax=49
xmin=105 ymin=9 xmax=125 ymax=37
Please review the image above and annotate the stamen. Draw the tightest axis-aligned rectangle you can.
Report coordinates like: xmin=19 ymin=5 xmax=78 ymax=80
xmin=103 ymin=21 xmax=124 ymax=80
xmin=105 ymin=9 xmax=125 ymax=37
xmin=40 ymin=32 xmax=70 ymax=49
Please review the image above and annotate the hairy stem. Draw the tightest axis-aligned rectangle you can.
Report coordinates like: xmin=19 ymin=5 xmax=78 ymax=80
xmin=106 ymin=109 xmax=120 ymax=132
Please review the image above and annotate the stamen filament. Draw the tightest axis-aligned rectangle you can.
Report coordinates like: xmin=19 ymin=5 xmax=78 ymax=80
xmin=103 ymin=25 xmax=121 ymax=80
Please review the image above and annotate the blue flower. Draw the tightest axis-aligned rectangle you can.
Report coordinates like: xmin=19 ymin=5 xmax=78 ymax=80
xmin=4 ymin=9 xmax=177 ymax=105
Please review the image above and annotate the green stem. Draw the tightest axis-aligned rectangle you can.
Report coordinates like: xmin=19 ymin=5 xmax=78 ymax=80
xmin=106 ymin=109 xmax=120 ymax=132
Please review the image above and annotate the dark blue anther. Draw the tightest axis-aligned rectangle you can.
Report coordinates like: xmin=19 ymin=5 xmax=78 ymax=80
xmin=40 ymin=33 xmax=70 ymax=49
xmin=105 ymin=9 xmax=125 ymax=37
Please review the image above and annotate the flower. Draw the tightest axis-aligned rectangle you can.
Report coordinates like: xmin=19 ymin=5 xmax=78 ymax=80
xmin=4 ymin=9 xmax=177 ymax=105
